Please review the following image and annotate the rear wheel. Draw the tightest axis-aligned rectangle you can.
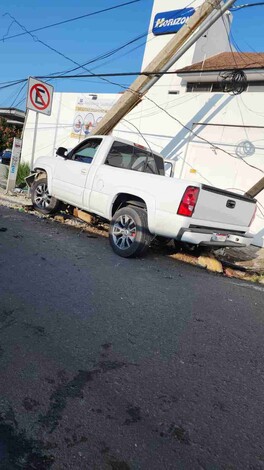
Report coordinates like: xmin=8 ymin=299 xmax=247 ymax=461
xmin=31 ymin=177 xmax=61 ymax=215
xmin=109 ymin=206 xmax=152 ymax=258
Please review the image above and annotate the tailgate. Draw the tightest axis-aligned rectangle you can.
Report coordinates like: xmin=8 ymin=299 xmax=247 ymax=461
xmin=193 ymin=185 xmax=256 ymax=227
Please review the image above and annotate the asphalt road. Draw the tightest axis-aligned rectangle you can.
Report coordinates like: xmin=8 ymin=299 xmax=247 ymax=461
xmin=0 ymin=206 xmax=264 ymax=470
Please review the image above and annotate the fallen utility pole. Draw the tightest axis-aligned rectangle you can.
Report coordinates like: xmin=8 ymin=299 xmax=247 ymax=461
xmin=245 ymin=177 xmax=264 ymax=198
xmin=91 ymin=0 xmax=236 ymax=136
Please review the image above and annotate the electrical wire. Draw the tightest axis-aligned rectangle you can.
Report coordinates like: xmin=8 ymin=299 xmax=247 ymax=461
xmin=229 ymin=34 xmax=264 ymax=78
xmin=230 ymin=1 xmax=264 ymax=10
xmin=0 ymin=79 xmax=27 ymax=91
xmin=2 ymin=13 xmax=129 ymax=93
xmin=1 ymin=32 xmax=150 ymax=107
xmin=21 ymin=134 xmax=71 ymax=160
xmin=0 ymin=0 xmax=199 ymax=94
xmin=122 ymin=118 xmax=154 ymax=157
xmin=143 ymin=95 xmax=264 ymax=175
xmin=10 ymin=82 xmax=27 ymax=108
xmin=47 ymin=32 xmax=150 ymax=78
xmin=90 ymin=34 xmax=155 ymax=73
xmin=1 ymin=0 xmax=141 ymax=41
xmin=36 ymin=71 xmax=185 ymax=79
xmin=0 ymin=29 xmax=152 ymax=106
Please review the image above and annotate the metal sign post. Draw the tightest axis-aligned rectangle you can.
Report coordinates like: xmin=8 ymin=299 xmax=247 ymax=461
xmin=6 ymin=138 xmax=22 ymax=193
xmin=30 ymin=112 xmax=39 ymax=171
xmin=26 ymin=77 xmax=54 ymax=170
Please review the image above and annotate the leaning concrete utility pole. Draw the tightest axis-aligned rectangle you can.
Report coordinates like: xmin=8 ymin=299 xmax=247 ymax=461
xmin=91 ymin=0 xmax=237 ymax=136
xmin=245 ymin=177 xmax=264 ymax=198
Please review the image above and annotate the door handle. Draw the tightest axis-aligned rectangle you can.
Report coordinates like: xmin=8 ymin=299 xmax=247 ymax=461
xmin=81 ymin=168 xmax=87 ymax=175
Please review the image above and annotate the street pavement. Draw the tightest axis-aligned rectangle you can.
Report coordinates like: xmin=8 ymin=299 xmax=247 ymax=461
xmin=0 ymin=205 xmax=264 ymax=470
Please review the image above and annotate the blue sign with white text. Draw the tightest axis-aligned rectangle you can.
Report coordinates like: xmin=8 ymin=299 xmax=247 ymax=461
xmin=152 ymin=8 xmax=195 ymax=36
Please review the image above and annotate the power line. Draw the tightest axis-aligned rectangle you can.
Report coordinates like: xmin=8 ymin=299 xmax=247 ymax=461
xmin=0 ymin=79 xmax=27 ymax=92
xmin=47 ymin=32 xmax=149 ymax=78
xmin=2 ymin=13 xmax=130 ymax=93
xmin=231 ymin=1 xmax=264 ymax=10
xmin=1 ymin=0 xmax=141 ymax=42
xmin=229 ymin=31 xmax=264 ymax=79
xmin=0 ymin=71 xmax=180 ymax=92
xmin=37 ymin=71 xmax=179 ymax=79
xmin=90 ymin=34 xmax=154 ymax=73
xmin=2 ymin=32 xmax=150 ymax=107
xmin=10 ymin=82 xmax=27 ymax=108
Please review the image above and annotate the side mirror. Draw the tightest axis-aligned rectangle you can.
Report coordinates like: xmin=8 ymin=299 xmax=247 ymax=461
xmin=56 ymin=147 xmax=68 ymax=158
xmin=164 ymin=160 xmax=174 ymax=178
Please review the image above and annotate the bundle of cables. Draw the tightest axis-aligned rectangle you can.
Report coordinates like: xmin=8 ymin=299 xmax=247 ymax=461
xmin=219 ymin=70 xmax=248 ymax=95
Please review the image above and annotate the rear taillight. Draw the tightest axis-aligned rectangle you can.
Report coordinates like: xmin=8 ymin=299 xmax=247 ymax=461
xmin=249 ymin=205 xmax=257 ymax=227
xmin=177 ymin=186 xmax=200 ymax=217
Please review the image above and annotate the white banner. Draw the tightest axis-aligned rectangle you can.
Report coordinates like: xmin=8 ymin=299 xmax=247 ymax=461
xmin=70 ymin=95 xmax=118 ymax=139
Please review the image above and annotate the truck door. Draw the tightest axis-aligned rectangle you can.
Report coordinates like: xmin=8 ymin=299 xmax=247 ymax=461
xmin=52 ymin=138 xmax=102 ymax=207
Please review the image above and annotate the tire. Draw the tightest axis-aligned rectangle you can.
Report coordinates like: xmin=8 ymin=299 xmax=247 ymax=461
xmin=31 ymin=177 xmax=61 ymax=215
xmin=109 ymin=206 xmax=152 ymax=258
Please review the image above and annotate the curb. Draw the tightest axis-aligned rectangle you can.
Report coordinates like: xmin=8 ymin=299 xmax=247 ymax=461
xmin=170 ymin=252 xmax=264 ymax=283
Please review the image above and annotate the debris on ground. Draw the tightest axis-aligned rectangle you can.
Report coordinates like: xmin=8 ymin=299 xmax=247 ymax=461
xmin=215 ymin=245 xmax=264 ymax=274
xmin=0 ymin=187 xmax=263 ymax=283
xmin=170 ymin=253 xmax=199 ymax=266
xmin=198 ymin=255 xmax=223 ymax=273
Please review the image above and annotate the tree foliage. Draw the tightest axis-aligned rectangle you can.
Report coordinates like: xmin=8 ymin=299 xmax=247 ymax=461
xmin=0 ymin=118 xmax=21 ymax=152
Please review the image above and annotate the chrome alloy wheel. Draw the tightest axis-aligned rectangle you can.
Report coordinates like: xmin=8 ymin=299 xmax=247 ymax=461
xmin=112 ymin=214 xmax=137 ymax=250
xmin=34 ymin=182 xmax=52 ymax=209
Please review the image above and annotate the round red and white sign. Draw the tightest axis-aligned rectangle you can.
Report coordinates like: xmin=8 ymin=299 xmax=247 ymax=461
xmin=29 ymin=83 xmax=51 ymax=111
xmin=27 ymin=78 xmax=54 ymax=116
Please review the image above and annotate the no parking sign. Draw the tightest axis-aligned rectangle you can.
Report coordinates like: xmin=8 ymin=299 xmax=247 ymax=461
xmin=26 ymin=77 xmax=54 ymax=169
xmin=26 ymin=77 xmax=54 ymax=116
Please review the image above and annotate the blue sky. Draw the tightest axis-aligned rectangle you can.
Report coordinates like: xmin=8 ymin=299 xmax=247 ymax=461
xmin=0 ymin=0 xmax=264 ymax=109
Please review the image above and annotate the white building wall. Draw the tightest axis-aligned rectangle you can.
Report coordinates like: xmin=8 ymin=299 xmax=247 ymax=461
xmin=21 ymin=93 xmax=119 ymax=164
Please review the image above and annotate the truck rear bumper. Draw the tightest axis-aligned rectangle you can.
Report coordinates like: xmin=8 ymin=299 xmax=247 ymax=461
xmin=179 ymin=228 xmax=253 ymax=247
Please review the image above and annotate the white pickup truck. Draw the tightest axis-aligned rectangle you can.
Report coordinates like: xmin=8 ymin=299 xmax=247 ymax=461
xmin=27 ymin=135 xmax=257 ymax=258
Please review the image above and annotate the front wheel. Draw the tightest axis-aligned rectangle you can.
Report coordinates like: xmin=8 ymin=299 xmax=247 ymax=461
xmin=109 ymin=206 xmax=152 ymax=258
xmin=31 ymin=177 xmax=61 ymax=215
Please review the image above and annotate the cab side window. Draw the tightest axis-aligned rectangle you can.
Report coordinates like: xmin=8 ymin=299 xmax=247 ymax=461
xmin=71 ymin=138 xmax=102 ymax=164
xmin=105 ymin=141 xmax=134 ymax=169
xmin=105 ymin=141 xmax=163 ymax=175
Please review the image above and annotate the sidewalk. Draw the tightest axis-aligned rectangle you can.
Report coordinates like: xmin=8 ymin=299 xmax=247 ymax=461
xmin=0 ymin=188 xmax=30 ymax=209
